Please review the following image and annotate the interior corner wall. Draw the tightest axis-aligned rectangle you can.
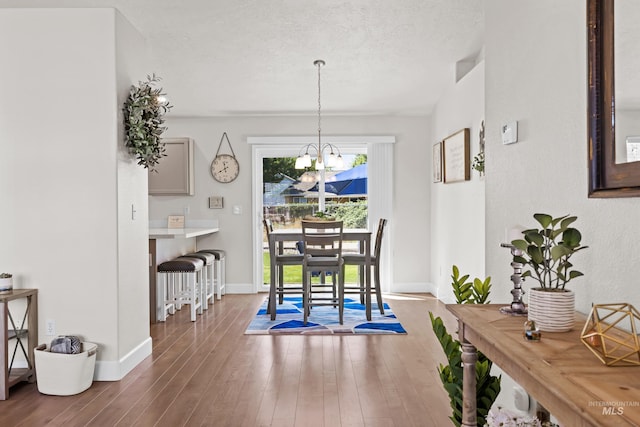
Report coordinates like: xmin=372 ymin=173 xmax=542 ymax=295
xmin=430 ymin=61 xmax=486 ymax=303
xmin=0 ymin=9 xmax=150 ymax=379
xmin=485 ymin=0 xmax=640 ymax=316
xmin=153 ymin=115 xmax=431 ymax=291
xmin=115 ymin=11 xmax=152 ymax=374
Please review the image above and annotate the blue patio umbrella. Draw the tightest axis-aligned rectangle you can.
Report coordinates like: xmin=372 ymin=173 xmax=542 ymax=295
xmin=314 ymin=164 xmax=368 ymax=196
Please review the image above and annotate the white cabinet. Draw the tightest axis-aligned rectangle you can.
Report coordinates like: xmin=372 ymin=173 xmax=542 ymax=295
xmin=148 ymin=138 xmax=195 ymax=195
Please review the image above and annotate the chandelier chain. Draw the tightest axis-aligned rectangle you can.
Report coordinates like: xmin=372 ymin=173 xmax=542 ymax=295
xmin=317 ymin=61 xmax=322 ymax=142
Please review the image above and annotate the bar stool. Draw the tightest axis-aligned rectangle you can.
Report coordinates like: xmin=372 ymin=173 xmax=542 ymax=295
xmin=183 ymin=252 xmax=215 ymax=308
xmin=197 ymin=249 xmax=226 ymax=300
xmin=157 ymin=257 xmax=203 ymax=322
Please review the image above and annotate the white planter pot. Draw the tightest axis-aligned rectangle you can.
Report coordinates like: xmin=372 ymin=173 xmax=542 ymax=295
xmin=0 ymin=277 xmax=13 ymax=293
xmin=528 ymin=288 xmax=575 ymax=332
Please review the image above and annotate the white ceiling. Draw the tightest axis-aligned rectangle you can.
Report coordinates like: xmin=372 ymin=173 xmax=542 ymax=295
xmin=1 ymin=0 xmax=484 ymax=117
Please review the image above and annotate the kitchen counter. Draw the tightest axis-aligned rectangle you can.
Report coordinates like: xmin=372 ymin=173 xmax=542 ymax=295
xmin=149 ymin=227 xmax=219 ymax=239
xmin=148 ymin=227 xmax=219 ymax=323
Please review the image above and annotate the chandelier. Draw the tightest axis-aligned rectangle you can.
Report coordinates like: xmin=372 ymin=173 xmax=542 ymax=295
xmin=295 ymin=59 xmax=344 ymax=170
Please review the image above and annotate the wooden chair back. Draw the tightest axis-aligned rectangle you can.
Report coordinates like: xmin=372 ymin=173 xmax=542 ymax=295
xmin=373 ymin=218 xmax=387 ymax=260
xmin=301 ymin=220 xmax=344 ymax=260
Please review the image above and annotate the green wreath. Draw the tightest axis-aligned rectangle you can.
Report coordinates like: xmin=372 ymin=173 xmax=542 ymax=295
xmin=123 ymin=74 xmax=172 ymax=171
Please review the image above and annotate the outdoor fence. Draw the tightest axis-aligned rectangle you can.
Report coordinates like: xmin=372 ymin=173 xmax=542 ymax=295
xmin=263 ymin=202 xmax=368 ymax=229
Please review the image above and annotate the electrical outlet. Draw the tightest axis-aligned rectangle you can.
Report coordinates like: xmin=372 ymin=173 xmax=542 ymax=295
xmin=513 ymin=386 xmax=530 ymax=411
xmin=46 ymin=319 xmax=56 ymax=336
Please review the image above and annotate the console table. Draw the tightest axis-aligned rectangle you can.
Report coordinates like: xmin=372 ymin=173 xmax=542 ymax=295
xmin=1 ymin=289 xmax=38 ymax=400
xmin=447 ymin=304 xmax=640 ymax=427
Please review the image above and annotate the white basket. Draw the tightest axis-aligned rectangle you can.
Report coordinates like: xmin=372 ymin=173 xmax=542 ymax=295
xmin=34 ymin=342 xmax=97 ymax=396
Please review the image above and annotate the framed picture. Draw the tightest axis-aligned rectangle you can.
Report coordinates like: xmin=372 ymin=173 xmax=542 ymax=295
xmin=443 ymin=128 xmax=470 ymax=183
xmin=167 ymin=215 xmax=185 ymax=229
xmin=433 ymin=142 xmax=442 ymax=183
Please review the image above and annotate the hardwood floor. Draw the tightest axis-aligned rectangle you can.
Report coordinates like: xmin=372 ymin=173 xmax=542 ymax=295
xmin=1 ymin=293 xmax=457 ymax=427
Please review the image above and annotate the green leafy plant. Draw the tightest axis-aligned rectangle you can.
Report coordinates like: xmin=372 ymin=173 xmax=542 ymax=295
xmin=511 ymin=213 xmax=588 ymax=291
xmin=123 ymin=74 xmax=172 ymax=171
xmin=471 ymin=151 xmax=484 ymax=176
xmin=324 ymin=202 xmax=367 ymax=228
xmin=450 ymin=265 xmax=492 ymax=305
xmin=430 ymin=265 xmax=501 ymax=427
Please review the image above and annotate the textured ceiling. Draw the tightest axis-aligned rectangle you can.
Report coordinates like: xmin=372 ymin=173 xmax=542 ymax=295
xmin=0 ymin=0 xmax=484 ymax=117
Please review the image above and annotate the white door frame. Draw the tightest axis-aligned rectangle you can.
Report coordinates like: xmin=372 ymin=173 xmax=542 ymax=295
xmin=248 ymin=136 xmax=395 ymax=294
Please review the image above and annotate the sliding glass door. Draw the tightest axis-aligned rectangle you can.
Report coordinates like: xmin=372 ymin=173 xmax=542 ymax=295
xmin=249 ymin=137 xmax=394 ymax=294
xmin=254 ymin=146 xmax=368 ymax=292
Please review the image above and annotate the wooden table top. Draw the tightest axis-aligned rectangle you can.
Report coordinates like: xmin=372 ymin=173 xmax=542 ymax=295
xmin=447 ymin=304 xmax=640 ymax=427
xmin=0 ymin=288 xmax=38 ymax=303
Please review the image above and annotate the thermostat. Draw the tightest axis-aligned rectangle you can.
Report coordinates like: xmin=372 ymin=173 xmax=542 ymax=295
xmin=502 ymin=121 xmax=518 ymax=145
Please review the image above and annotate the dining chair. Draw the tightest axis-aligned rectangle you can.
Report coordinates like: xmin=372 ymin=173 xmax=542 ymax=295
xmin=301 ymin=220 xmax=345 ymax=324
xmin=263 ymin=218 xmax=304 ymax=320
xmin=342 ymin=218 xmax=387 ymax=315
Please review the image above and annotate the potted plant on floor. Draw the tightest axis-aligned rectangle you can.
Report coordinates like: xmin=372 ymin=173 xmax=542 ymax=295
xmin=511 ymin=213 xmax=588 ymax=332
xmin=430 ymin=265 xmax=501 ymax=426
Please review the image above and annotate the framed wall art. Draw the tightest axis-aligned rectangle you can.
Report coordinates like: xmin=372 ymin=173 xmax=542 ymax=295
xmin=443 ymin=128 xmax=470 ymax=183
xmin=433 ymin=142 xmax=442 ymax=183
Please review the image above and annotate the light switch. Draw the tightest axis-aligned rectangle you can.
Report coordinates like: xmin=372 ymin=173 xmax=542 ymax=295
xmin=232 ymin=205 xmax=242 ymax=215
xmin=209 ymin=196 xmax=223 ymax=209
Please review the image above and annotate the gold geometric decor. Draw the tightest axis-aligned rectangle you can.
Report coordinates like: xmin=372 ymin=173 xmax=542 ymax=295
xmin=580 ymin=303 xmax=640 ymax=366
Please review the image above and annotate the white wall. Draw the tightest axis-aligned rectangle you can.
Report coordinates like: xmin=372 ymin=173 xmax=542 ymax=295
xmin=152 ymin=115 xmax=431 ymax=291
xmin=0 ymin=9 xmax=150 ymax=379
xmin=115 ymin=11 xmax=153 ymax=370
xmin=430 ymin=62 xmax=486 ymax=302
xmin=485 ymin=0 xmax=640 ymax=314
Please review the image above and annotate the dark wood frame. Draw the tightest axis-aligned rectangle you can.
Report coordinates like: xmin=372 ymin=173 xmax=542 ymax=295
xmin=588 ymin=0 xmax=640 ymax=197
xmin=433 ymin=142 xmax=442 ymax=183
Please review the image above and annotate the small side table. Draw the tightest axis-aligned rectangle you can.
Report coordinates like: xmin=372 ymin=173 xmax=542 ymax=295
xmin=0 ymin=289 xmax=38 ymax=400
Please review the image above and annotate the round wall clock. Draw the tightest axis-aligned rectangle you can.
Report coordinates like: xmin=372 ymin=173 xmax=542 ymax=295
xmin=211 ymin=132 xmax=239 ymax=183
xmin=211 ymin=153 xmax=239 ymax=183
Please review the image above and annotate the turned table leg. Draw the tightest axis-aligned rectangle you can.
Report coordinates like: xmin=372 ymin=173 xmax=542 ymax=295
xmin=460 ymin=323 xmax=478 ymax=427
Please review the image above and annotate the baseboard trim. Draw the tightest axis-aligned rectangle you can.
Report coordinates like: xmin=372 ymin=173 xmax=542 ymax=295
xmin=94 ymin=337 xmax=152 ymax=381
xmin=226 ymin=283 xmax=256 ymax=294
xmin=390 ymin=282 xmax=434 ymax=294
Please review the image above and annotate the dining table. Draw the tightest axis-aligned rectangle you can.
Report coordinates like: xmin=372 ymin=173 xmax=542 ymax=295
xmin=267 ymin=227 xmax=373 ymax=321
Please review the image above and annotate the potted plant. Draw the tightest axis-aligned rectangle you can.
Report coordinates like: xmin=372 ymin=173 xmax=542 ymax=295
xmin=430 ymin=266 xmax=501 ymax=426
xmin=511 ymin=213 xmax=588 ymax=332
xmin=0 ymin=273 xmax=13 ymax=292
xmin=303 ymin=211 xmax=336 ymax=221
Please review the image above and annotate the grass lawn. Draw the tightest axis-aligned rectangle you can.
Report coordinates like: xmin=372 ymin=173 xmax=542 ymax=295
xmin=262 ymin=251 xmax=360 ymax=285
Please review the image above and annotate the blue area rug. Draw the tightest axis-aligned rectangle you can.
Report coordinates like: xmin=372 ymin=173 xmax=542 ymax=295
xmin=245 ymin=296 xmax=407 ymax=335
